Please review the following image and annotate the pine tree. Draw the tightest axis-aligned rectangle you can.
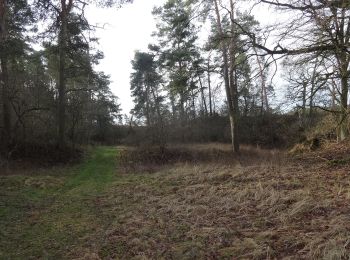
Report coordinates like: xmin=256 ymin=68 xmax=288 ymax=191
xmin=130 ymin=51 xmax=165 ymax=145
xmin=152 ymin=0 xmax=201 ymax=123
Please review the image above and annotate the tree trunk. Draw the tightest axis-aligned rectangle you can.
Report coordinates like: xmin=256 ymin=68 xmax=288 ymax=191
xmin=232 ymin=66 xmax=240 ymax=153
xmin=170 ymin=94 xmax=176 ymax=120
xmin=57 ymin=0 xmax=73 ymax=148
xmin=145 ymin=84 xmax=151 ymax=127
xmin=337 ymin=54 xmax=349 ymax=141
xmin=308 ymin=60 xmax=319 ymax=120
xmin=309 ymin=80 xmax=315 ymax=121
xmin=198 ymin=74 xmax=208 ymax=116
xmin=191 ymin=88 xmax=196 ymax=119
xmin=302 ymin=81 xmax=307 ymax=117
xmin=207 ymin=58 xmax=213 ymax=116
xmin=253 ymin=46 xmax=268 ymax=113
xmin=229 ymin=0 xmax=240 ymax=153
xmin=0 ymin=58 xmax=10 ymax=149
xmin=331 ymin=82 xmax=336 ymax=109
xmin=0 ymin=0 xmax=10 ymax=151
xmin=339 ymin=72 xmax=348 ymax=141
xmin=150 ymin=85 xmax=166 ymax=147
xmin=58 ymin=11 xmax=67 ymax=148
xmin=213 ymin=0 xmax=238 ymax=153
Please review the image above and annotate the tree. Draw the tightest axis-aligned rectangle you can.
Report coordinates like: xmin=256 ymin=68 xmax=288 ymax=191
xmin=152 ymin=0 xmax=201 ymax=124
xmin=0 ymin=0 xmax=32 ymax=151
xmin=130 ymin=51 xmax=165 ymax=145
xmin=91 ymin=72 xmax=122 ymax=143
xmin=57 ymin=0 xmax=73 ymax=148
xmin=0 ymin=0 xmax=132 ymax=153
xmin=248 ymin=0 xmax=350 ymax=141
xmin=0 ymin=0 xmax=10 ymax=150
xmin=211 ymin=0 xmax=243 ymax=153
xmin=35 ymin=0 xmax=133 ymax=147
xmin=283 ymin=57 xmax=330 ymax=124
xmin=35 ymin=0 xmax=78 ymax=147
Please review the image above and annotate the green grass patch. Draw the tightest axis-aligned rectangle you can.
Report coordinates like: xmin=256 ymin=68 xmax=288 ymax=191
xmin=0 ymin=146 xmax=118 ymax=259
xmin=327 ymin=157 xmax=350 ymax=166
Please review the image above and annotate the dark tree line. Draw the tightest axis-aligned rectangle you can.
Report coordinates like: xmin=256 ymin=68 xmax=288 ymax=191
xmin=2 ymin=0 xmax=349 ymax=157
xmin=0 ymin=0 xmax=131 ymax=156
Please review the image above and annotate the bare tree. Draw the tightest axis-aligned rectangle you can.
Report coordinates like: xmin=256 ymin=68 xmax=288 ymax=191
xmin=283 ymin=57 xmax=332 ymax=128
xmin=247 ymin=0 xmax=350 ymax=140
xmin=212 ymin=0 xmax=239 ymax=153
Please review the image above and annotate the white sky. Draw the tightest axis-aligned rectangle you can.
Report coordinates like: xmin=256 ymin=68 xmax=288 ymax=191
xmin=85 ymin=1 xmax=280 ymax=114
xmin=86 ymin=0 xmax=166 ymax=114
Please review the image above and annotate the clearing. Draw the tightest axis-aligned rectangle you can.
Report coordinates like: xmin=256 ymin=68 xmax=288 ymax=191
xmin=1 ymin=145 xmax=350 ymax=259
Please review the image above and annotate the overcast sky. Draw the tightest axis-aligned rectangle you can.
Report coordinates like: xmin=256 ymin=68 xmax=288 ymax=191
xmin=85 ymin=1 xmax=277 ymax=114
xmin=85 ymin=0 xmax=166 ymax=114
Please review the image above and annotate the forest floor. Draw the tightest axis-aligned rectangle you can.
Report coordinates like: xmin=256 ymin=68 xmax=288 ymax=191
xmin=1 ymin=144 xmax=350 ymax=259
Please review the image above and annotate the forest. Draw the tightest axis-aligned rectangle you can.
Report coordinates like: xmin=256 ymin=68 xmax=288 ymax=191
xmin=1 ymin=0 xmax=350 ymax=259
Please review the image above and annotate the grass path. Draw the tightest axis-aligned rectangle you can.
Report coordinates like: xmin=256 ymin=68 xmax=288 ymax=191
xmin=0 ymin=146 xmax=119 ymax=259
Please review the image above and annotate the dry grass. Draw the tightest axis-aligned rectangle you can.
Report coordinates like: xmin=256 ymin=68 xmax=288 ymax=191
xmin=117 ymin=143 xmax=283 ymax=174
xmin=3 ymin=144 xmax=350 ymax=259
xmin=92 ymin=144 xmax=350 ymax=259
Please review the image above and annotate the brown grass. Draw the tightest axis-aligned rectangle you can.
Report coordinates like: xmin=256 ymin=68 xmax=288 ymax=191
xmin=89 ymin=144 xmax=350 ymax=259
xmin=117 ymin=143 xmax=284 ymax=174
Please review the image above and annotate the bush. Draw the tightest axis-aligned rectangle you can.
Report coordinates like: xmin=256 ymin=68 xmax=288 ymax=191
xmin=6 ymin=142 xmax=83 ymax=165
